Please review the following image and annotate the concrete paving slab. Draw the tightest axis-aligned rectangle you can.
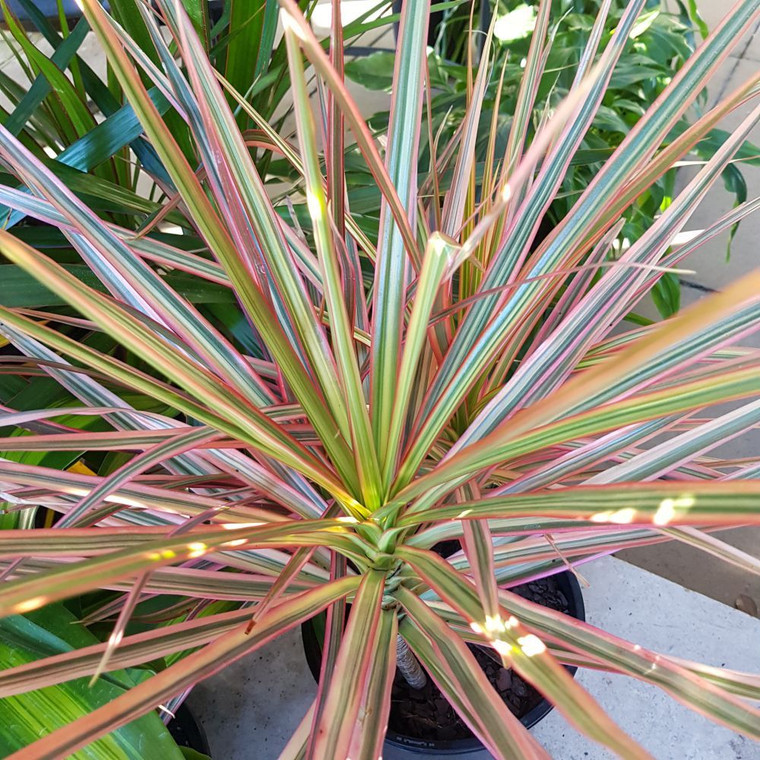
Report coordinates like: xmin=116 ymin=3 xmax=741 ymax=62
xmin=737 ymin=20 xmax=760 ymax=62
xmin=188 ymin=557 xmax=760 ymax=760
xmin=189 ymin=626 xmax=314 ymax=760
xmin=620 ymin=526 xmax=760 ymax=614
xmin=531 ymin=557 xmax=760 ymax=760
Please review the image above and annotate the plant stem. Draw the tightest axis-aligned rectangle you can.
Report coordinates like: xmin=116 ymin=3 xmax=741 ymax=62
xmin=396 ymin=635 xmax=427 ymax=689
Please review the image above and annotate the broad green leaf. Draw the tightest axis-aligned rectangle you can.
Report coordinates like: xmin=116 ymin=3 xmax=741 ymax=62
xmin=344 ymin=52 xmax=396 ymax=91
xmin=651 ymin=270 xmax=681 ymax=317
xmin=224 ymin=0 xmax=271 ymax=122
xmin=0 ymin=605 xmax=184 ymax=760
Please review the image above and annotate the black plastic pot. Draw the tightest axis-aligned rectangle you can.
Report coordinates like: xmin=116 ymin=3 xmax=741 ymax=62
xmin=168 ymin=703 xmax=211 ymax=758
xmin=301 ymin=570 xmax=585 ymax=755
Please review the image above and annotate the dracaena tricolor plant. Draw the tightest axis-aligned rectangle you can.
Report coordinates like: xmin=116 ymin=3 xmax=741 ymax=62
xmin=1 ymin=0 xmax=760 ymax=757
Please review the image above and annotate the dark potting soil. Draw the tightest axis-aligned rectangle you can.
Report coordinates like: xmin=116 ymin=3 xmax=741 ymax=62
xmin=387 ymin=575 xmax=570 ymax=742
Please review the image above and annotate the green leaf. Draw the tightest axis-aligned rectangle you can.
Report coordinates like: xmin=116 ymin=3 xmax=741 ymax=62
xmin=396 ymin=548 xmax=651 ymax=760
xmin=0 ymin=265 xmax=235 ymax=307
xmin=310 ymin=571 xmax=388 ymax=758
xmin=720 ymin=162 xmax=748 ymax=259
xmin=56 ymin=88 xmax=171 ymax=174
xmin=401 ymin=480 xmax=760 ymax=529
xmin=284 ymin=24 xmax=381 ymax=508
xmin=2 ymin=16 xmax=90 ymax=137
xmin=651 ymin=270 xmax=680 ymax=318
xmin=369 ymin=0 xmax=431 ymax=465
xmin=178 ymin=749 xmax=211 ymax=760
xmin=344 ymin=52 xmax=396 ymax=91
xmin=676 ymin=0 xmax=709 ymax=39
xmin=0 ymin=606 xmax=183 ymax=760
xmin=396 ymin=591 xmax=549 ymax=760
xmin=225 ymin=0 xmax=272 ymax=122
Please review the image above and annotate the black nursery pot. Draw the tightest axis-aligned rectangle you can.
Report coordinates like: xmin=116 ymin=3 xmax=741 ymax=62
xmin=301 ymin=570 xmax=585 ymax=755
xmin=168 ymin=703 xmax=211 ymax=758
